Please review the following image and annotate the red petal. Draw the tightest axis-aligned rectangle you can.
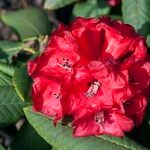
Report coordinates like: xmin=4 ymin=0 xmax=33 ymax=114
xmin=28 ymin=30 xmax=80 ymax=79
xmin=32 ymin=77 xmax=62 ymax=119
xmin=73 ymin=109 xmax=133 ymax=137
xmin=124 ymin=94 xmax=147 ymax=126
xmin=128 ymin=62 xmax=150 ymax=91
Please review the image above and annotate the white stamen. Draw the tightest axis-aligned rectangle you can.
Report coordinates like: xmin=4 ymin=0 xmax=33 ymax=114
xmin=85 ymin=81 xmax=101 ymax=98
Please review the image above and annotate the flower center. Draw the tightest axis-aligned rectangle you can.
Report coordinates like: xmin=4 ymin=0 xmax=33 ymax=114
xmin=94 ymin=111 xmax=105 ymax=125
xmin=85 ymin=80 xmax=101 ymax=98
xmin=129 ymin=77 xmax=139 ymax=85
xmin=61 ymin=58 xmax=72 ymax=71
xmin=53 ymin=93 xmax=61 ymax=100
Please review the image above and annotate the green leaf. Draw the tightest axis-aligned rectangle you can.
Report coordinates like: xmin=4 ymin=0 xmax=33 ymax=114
xmin=109 ymin=15 xmax=122 ymax=21
xmin=0 ymin=71 xmax=12 ymax=86
xmin=0 ymin=145 xmax=5 ymax=150
xmin=24 ymin=106 xmax=147 ymax=150
xmin=12 ymin=65 xmax=32 ymax=101
xmin=0 ymin=62 xmax=15 ymax=76
xmin=1 ymin=7 xmax=51 ymax=41
xmin=73 ymin=0 xmax=110 ymax=18
xmin=146 ymin=34 xmax=150 ymax=47
xmin=122 ymin=0 xmax=150 ymax=36
xmin=0 ymin=62 xmax=14 ymax=86
xmin=0 ymin=86 xmax=30 ymax=127
xmin=0 ymin=41 xmax=24 ymax=62
xmin=10 ymin=122 xmax=52 ymax=150
xmin=44 ymin=0 xmax=77 ymax=10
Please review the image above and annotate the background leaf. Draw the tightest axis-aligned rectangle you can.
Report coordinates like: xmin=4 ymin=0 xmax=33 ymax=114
xmin=1 ymin=7 xmax=51 ymax=41
xmin=73 ymin=0 xmax=110 ymax=18
xmin=24 ymin=106 xmax=147 ymax=150
xmin=0 ymin=86 xmax=30 ymax=127
xmin=10 ymin=122 xmax=52 ymax=150
xmin=44 ymin=0 xmax=77 ymax=10
xmin=122 ymin=0 xmax=150 ymax=36
xmin=0 ymin=145 xmax=5 ymax=150
xmin=0 ymin=41 xmax=24 ymax=63
xmin=146 ymin=34 xmax=150 ymax=47
xmin=12 ymin=65 xmax=32 ymax=102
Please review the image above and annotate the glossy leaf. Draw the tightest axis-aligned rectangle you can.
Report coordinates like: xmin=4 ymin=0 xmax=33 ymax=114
xmin=12 ymin=65 xmax=32 ymax=101
xmin=0 ymin=86 xmax=30 ymax=127
xmin=0 ymin=62 xmax=14 ymax=86
xmin=0 ymin=70 xmax=12 ymax=86
xmin=24 ymin=106 xmax=147 ymax=150
xmin=1 ymin=8 xmax=51 ymax=41
xmin=44 ymin=0 xmax=77 ymax=10
xmin=73 ymin=0 xmax=110 ymax=18
xmin=122 ymin=0 xmax=150 ymax=36
xmin=0 ymin=62 xmax=15 ymax=76
xmin=0 ymin=41 xmax=24 ymax=62
xmin=10 ymin=122 xmax=52 ymax=150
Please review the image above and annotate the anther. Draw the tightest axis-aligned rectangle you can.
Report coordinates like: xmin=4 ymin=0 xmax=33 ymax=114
xmin=94 ymin=111 xmax=105 ymax=125
xmin=85 ymin=80 xmax=101 ymax=98
xmin=61 ymin=58 xmax=72 ymax=70
xmin=53 ymin=93 xmax=61 ymax=99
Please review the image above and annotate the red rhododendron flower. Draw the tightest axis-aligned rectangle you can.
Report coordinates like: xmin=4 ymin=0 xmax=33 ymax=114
xmin=31 ymin=77 xmax=63 ymax=121
xmin=73 ymin=108 xmax=133 ymax=137
xmin=28 ymin=31 xmax=80 ymax=79
xmin=124 ymin=94 xmax=147 ymax=126
xmin=28 ymin=17 xmax=149 ymax=137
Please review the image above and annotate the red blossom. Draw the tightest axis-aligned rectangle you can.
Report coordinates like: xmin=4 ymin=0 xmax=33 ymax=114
xmin=73 ymin=109 xmax=133 ymax=137
xmin=124 ymin=94 xmax=147 ymax=127
xmin=31 ymin=77 xmax=63 ymax=121
xmin=28 ymin=17 xmax=149 ymax=137
xmin=28 ymin=31 xmax=80 ymax=79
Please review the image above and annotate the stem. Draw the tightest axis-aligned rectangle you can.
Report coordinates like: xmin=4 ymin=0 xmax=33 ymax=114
xmin=23 ymin=47 xmax=35 ymax=54
xmin=38 ymin=35 xmax=49 ymax=52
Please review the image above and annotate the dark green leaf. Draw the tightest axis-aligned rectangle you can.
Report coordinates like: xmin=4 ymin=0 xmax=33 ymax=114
xmin=73 ymin=0 xmax=110 ymax=18
xmin=1 ymin=7 xmax=51 ymax=41
xmin=0 ymin=62 xmax=14 ymax=86
xmin=0 ymin=41 xmax=24 ymax=62
xmin=12 ymin=65 xmax=32 ymax=101
xmin=0 ymin=71 xmax=12 ymax=86
xmin=24 ymin=106 xmax=147 ymax=150
xmin=44 ymin=0 xmax=77 ymax=10
xmin=122 ymin=0 xmax=150 ymax=36
xmin=109 ymin=15 xmax=122 ymax=20
xmin=0 ymin=62 xmax=15 ymax=76
xmin=0 ymin=86 xmax=30 ymax=127
xmin=10 ymin=122 xmax=52 ymax=150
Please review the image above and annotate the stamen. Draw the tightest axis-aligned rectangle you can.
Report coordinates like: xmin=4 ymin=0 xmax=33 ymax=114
xmin=94 ymin=111 xmax=105 ymax=125
xmin=85 ymin=80 xmax=101 ymax=98
xmin=53 ymin=93 xmax=61 ymax=99
xmin=60 ymin=58 xmax=72 ymax=71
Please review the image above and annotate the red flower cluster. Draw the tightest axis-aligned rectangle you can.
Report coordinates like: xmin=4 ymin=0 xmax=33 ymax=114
xmin=28 ymin=17 xmax=149 ymax=137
